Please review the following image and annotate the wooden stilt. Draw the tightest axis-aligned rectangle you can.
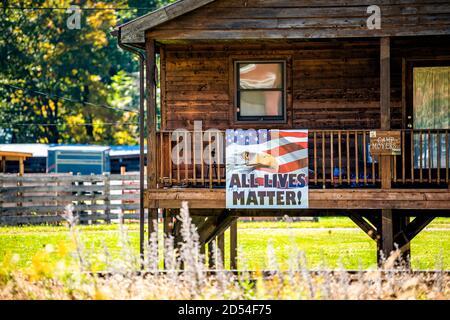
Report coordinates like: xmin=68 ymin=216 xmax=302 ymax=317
xmin=348 ymin=213 xmax=378 ymax=240
xmin=196 ymin=210 xmax=236 ymax=245
xmin=217 ymin=232 xmax=225 ymax=268
xmin=146 ymin=38 xmax=158 ymax=262
xmin=199 ymin=242 xmax=205 ymax=254
xmin=208 ymin=239 xmax=215 ymax=268
xmin=393 ymin=214 xmax=410 ymax=266
xmin=381 ymin=209 xmax=394 ymax=264
xmin=163 ymin=209 xmax=172 ymax=268
xmin=230 ymin=219 xmax=237 ymax=270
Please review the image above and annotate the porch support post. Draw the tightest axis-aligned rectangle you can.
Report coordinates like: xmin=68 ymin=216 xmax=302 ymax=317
xmin=146 ymin=38 xmax=158 ymax=258
xmin=230 ymin=219 xmax=238 ymax=270
xmin=380 ymin=37 xmax=390 ymax=131
xmin=393 ymin=214 xmax=411 ymax=267
xmin=163 ymin=209 xmax=173 ymax=269
xmin=380 ymin=208 xmax=394 ymax=265
xmin=380 ymin=36 xmax=391 ymax=189
xmin=217 ymin=232 xmax=225 ymax=267
xmin=379 ymin=37 xmax=394 ymax=266
xmin=208 ymin=240 xmax=215 ymax=268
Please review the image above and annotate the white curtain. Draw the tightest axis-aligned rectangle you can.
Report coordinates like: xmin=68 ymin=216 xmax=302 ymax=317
xmin=413 ymin=66 xmax=450 ymax=168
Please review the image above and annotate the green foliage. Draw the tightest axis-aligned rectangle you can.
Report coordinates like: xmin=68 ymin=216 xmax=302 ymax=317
xmin=0 ymin=0 xmax=169 ymax=144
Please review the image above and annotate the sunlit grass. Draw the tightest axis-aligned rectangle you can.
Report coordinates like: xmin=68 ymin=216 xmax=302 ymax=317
xmin=1 ymin=217 xmax=448 ymax=270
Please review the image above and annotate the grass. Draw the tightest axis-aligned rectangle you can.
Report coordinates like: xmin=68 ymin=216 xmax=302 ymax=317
xmin=1 ymin=217 xmax=448 ymax=270
xmin=0 ymin=206 xmax=448 ymax=300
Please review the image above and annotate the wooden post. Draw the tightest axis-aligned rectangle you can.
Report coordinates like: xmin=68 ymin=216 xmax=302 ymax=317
xmin=393 ymin=214 xmax=410 ymax=267
xmin=163 ymin=209 xmax=172 ymax=269
xmin=380 ymin=209 xmax=394 ymax=265
xmin=104 ymin=173 xmax=111 ymax=224
xmin=77 ymin=172 xmax=87 ymax=225
xmin=380 ymin=37 xmax=390 ymax=131
xmin=120 ymin=166 xmax=126 ymax=224
xmin=230 ymin=219 xmax=237 ymax=270
xmin=365 ymin=211 xmax=383 ymax=264
xmin=19 ymin=158 xmax=24 ymax=176
xmin=146 ymin=38 xmax=158 ymax=260
xmin=380 ymin=37 xmax=391 ymax=190
xmin=200 ymin=243 xmax=206 ymax=257
xmin=208 ymin=239 xmax=215 ymax=269
xmin=0 ymin=159 xmax=3 ymax=217
xmin=17 ymin=158 xmax=24 ymax=211
xmin=217 ymin=232 xmax=225 ymax=268
xmin=91 ymin=173 xmax=97 ymax=225
xmin=379 ymin=37 xmax=394 ymax=266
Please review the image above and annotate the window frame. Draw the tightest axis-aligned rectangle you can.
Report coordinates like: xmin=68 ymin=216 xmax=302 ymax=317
xmin=405 ymin=59 xmax=450 ymax=129
xmin=234 ymin=60 xmax=287 ymax=123
xmin=403 ymin=58 xmax=450 ymax=171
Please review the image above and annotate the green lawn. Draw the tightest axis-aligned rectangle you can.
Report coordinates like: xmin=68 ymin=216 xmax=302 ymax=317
xmin=0 ymin=217 xmax=448 ymax=271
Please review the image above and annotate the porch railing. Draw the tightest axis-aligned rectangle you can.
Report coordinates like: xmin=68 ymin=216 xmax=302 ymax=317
xmin=394 ymin=129 xmax=449 ymax=186
xmin=155 ymin=129 xmax=449 ymax=189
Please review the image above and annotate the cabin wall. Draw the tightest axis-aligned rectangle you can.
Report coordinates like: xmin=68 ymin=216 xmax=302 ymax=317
xmin=160 ymin=36 xmax=450 ymax=131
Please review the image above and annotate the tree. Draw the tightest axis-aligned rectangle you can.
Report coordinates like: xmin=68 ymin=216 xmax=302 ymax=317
xmin=0 ymin=0 xmax=168 ymax=144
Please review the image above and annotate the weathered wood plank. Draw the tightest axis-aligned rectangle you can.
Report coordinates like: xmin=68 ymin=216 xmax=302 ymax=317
xmin=117 ymin=0 xmax=450 ymax=42
xmin=0 ymin=174 xmax=140 ymax=182
xmin=0 ymin=184 xmax=139 ymax=195
xmin=0 ymin=193 xmax=138 ymax=203
xmin=145 ymin=188 xmax=450 ymax=210
xmin=1 ymin=203 xmax=140 ymax=214
xmin=394 ymin=216 xmax=435 ymax=243
xmin=149 ymin=27 xmax=450 ymax=41
xmin=349 ymin=213 xmax=378 ymax=240
xmin=0 ymin=213 xmax=141 ymax=225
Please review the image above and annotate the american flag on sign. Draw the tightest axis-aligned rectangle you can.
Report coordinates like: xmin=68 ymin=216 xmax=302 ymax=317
xmin=225 ymin=129 xmax=309 ymax=188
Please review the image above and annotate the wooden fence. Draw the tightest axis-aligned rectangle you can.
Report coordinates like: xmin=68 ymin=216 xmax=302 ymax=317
xmin=0 ymin=172 xmax=143 ymax=225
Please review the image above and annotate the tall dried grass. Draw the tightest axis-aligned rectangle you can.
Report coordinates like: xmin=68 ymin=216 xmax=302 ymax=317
xmin=0 ymin=202 xmax=448 ymax=300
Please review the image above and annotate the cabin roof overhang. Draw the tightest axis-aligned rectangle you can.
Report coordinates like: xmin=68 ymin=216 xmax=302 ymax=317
xmin=113 ymin=0 xmax=216 ymax=45
xmin=113 ymin=0 xmax=450 ymax=48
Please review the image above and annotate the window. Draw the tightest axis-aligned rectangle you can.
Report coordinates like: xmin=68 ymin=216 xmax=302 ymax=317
xmin=235 ymin=61 xmax=286 ymax=122
xmin=413 ymin=66 xmax=450 ymax=130
xmin=412 ymin=66 xmax=450 ymax=168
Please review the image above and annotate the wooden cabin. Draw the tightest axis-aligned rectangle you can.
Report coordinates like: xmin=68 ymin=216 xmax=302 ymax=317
xmin=115 ymin=0 xmax=450 ymax=267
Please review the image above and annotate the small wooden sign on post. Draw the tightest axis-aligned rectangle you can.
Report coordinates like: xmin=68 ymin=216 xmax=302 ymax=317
xmin=369 ymin=130 xmax=401 ymax=156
